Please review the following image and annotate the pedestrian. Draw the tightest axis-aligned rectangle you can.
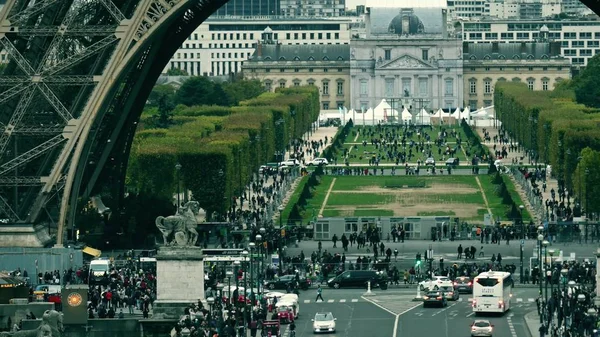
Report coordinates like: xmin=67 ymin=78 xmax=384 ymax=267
xmin=316 ymin=285 xmax=324 ymax=302
xmin=479 ymin=246 xmax=484 ymax=257
xmin=457 ymin=244 xmax=463 ymax=259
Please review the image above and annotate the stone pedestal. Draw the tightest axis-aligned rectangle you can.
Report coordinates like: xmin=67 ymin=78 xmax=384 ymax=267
xmin=0 ymin=224 xmax=51 ymax=247
xmin=153 ymin=247 xmax=205 ymax=320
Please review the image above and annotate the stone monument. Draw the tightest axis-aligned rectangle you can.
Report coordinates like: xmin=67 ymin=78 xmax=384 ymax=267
xmin=153 ymin=202 xmax=205 ymax=319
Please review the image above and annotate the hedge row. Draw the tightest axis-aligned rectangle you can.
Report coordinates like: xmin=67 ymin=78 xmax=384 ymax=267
xmin=127 ymin=86 xmax=320 ymax=219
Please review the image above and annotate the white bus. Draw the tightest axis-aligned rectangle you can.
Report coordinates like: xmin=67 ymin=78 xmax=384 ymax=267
xmin=472 ymin=271 xmax=513 ymax=314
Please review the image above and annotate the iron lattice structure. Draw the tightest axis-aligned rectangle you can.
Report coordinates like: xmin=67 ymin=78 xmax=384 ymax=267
xmin=0 ymin=0 xmax=228 ymax=245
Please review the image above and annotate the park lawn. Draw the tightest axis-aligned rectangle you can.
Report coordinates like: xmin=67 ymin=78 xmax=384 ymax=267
xmin=331 ymin=175 xmax=479 ymax=190
xmin=336 ymin=140 xmax=469 ymax=164
xmin=478 ymin=174 xmax=532 ymax=222
xmin=417 ymin=210 xmax=456 ymax=216
xmin=325 ymin=192 xmax=396 ymax=206
xmin=354 ymin=209 xmax=394 ymax=216
xmin=353 ymin=125 xmax=469 ymax=144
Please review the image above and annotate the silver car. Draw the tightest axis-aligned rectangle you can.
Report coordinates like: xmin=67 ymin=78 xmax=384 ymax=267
xmin=312 ymin=312 xmax=336 ymax=333
xmin=470 ymin=320 xmax=493 ymax=337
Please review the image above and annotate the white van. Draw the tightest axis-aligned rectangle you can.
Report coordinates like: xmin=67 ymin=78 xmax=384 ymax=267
xmin=89 ymin=258 xmax=111 ymax=285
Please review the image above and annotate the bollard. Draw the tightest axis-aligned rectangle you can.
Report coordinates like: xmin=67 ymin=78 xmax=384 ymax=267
xmin=413 ymin=286 xmax=422 ymax=301
xmin=363 ymin=281 xmax=376 ymax=296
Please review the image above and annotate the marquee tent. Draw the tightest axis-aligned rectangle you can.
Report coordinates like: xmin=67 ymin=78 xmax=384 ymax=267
xmin=401 ymin=108 xmax=413 ymax=123
xmin=415 ymin=108 xmax=431 ymax=125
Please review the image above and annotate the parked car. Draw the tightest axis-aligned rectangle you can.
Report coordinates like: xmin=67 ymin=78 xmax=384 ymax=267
xmin=453 ymin=276 xmax=473 ymax=294
xmin=445 ymin=158 xmax=459 ymax=167
xmin=439 ymin=285 xmax=459 ymax=301
xmin=419 ymin=276 xmax=452 ymax=291
xmin=425 ymin=157 xmax=436 ymax=166
xmin=308 ymin=158 xmax=329 ymax=166
xmin=423 ymin=291 xmax=447 ymax=308
xmin=280 ymin=159 xmax=300 ymax=167
xmin=470 ymin=320 xmax=494 ymax=337
xmin=312 ymin=312 xmax=336 ymax=333
xmin=264 ymin=275 xmax=310 ymax=290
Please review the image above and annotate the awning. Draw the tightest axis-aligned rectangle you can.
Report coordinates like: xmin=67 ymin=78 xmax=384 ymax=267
xmin=82 ymin=246 xmax=101 ymax=258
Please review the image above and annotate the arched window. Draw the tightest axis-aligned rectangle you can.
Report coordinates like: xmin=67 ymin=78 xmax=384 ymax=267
xmin=308 ymin=56 xmax=315 ymax=61
xmin=279 ymin=56 xmax=286 ymax=61
xmin=527 ymin=54 xmax=534 ymax=60
xmin=513 ymin=55 xmax=520 ymax=60
xmin=498 ymin=55 xmax=506 ymax=60
xmin=484 ymin=55 xmax=491 ymax=60
xmin=323 ymin=56 xmax=330 ymax=61
xmin=497 ymin=77 xmax=506 ymax=82
xmin=293 ymin=56 xmax=300 ymax=61
xmin=541 ymin=54 xmax=549 ymax=59
xmin=337 ymin=56 xmax=344 ymax=61
xmin=469 ymin=55 xmax=477 ymax=60
xmin=264 ymin=56 xmax=272 ymax=61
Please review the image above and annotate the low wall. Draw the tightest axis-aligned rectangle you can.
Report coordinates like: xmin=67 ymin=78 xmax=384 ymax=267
xmin=0 ymin=302 xmax=54 ymax=330
xmin=22 ymin=318 xmax=176 ymax=337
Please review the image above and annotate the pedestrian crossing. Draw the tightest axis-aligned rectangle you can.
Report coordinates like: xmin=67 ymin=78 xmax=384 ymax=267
xmin=303 ymin=299 xmax=360 ymax=304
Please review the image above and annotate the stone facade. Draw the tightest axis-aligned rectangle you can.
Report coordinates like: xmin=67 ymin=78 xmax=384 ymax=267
xmin=462 ymin=41 xmax=571 ymax=109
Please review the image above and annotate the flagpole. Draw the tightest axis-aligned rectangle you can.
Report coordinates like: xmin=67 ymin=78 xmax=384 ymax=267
xmin=353 ymin=107 xmax=356 ymax=125
xmin=362 ymin=107 xmax=365 ymax=128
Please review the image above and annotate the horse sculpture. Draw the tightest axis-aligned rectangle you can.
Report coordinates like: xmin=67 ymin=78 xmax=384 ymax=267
xmin=0 ymin=310 xmax=63 ymax=337
xmin=155 ymin=201 xmax=199 ymax=246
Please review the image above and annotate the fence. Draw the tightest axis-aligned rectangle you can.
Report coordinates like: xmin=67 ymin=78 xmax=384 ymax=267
xmin=510 ymin=166 xmax=546 ymax=221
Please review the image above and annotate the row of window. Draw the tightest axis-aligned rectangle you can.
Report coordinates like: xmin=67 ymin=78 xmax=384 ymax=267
xmin=264 ymin=79 xmax=344 ymax=96
xmin=467 ymin=66 xmax=558 ymax=72
xmin=260 ymin=68 xmax=345 ymax=73
xmin=208 ymin=32 xmax=341 ymax=41
xmin=563 ymin=49 xmax=599 ymax=57
xmin=383 ymin=49 xmax=429 ymax=62
xmin=358 ymin=78 xmax=437 ymax=98
xmin=469 ymin=31 xmax=600 ymax=41
xmin=468 ymin=78 xmax=550 ymax=94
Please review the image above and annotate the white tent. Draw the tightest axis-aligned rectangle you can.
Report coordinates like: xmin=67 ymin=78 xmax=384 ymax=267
xmin=401 ymin=108 xmax=412 ymax=122
xmin=415 ymin=108 xmax=431 ymax=125
xmin=451 ymin=107 xmax=461 ymax=119
xmin=461 ymin=107 xmax=470 ymax=120
xmin=472 ymin=107 xmax=490 ymax=118
xmin=433 ymin=108 xmax=444 ymax=118
xmin=373 ymin=99 xmax=398 ymax=121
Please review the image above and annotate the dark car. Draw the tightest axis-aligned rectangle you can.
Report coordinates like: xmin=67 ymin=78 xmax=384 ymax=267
xmin=327 ymin=270 xmax=388 ymax=289
xmin=264 ymin=275 xmax=310 ymax=290
xmin=439 ymin=285 xmax=459 ymax=301
xmin=423 ymin=291 xmax=447 ymax=308
xmin=453 ymin=276 xmax=473 ymax=294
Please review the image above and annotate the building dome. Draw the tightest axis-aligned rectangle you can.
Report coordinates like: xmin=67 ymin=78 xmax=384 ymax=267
xmin=388 ymin=9 xmax=425 ymax=35
xmin=263 ymin=26 xmax=273 ymax=34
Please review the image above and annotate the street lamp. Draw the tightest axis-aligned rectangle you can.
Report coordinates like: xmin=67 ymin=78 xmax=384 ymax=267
xmin=234 ymin=260 xmax=241 ymax=290
xmin=241 ymin=250 xmax=249 ymax=333
xmin=542 ymin=240 xmax=549 ymax=320
xmin=519 ymin=205 xmax=525 ymax=238
xmin=175 ymin=162 xmax=182 ymax=209
xmin=226 ymin=270 xmax=234 ymax=305
xmin=207 ymin=296 xmax=215 ymax=318
xmin=548 ymin=249 xmax=555 ymax=328
xmin=256 ymin=233 xmax=263 ymax=294
xmin=278 ymin=205 xmax=284 ymax=275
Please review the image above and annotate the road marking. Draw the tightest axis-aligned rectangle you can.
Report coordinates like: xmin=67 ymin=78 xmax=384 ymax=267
xmin=516 ymin=298 xmax=523 ymax=302
xmin=528 ymin=298 xmax=535 ymax=302
xmin=415 ymin=313 xmax=423 ymax=316
xmin=318 ymin=178 xmax=336 ymax=217
xmin=304 ymin=300 xmax=310 ymax=303
xmin=466 ymin=312 xmax=474 ymax=317
xmin=507 ymin=313 xmax=518 ymax=337
xmin=339 ymin=299 xmax=346 ymax=303
xmin=432 ymin=303 xmax=457 ymax=316
xmin=351 ymin=299 xmax=358 ymax=302
xmin=475 ymin=176 xmax=492 ymax=214
xmin=327 ymin=299 xmax=334 ymax=303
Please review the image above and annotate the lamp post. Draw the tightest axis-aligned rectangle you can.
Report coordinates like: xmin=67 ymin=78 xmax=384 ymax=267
xmin=207 ymin=296 xmax=215 ymax=318
xmin=542 ymin=240 xmax=549 ymax=325
xmin=175 ymin=162 xmax=182 ymax=209
xmin=519 ymin=205 xmax=525 ymax=239
xmin=278 ymin=205 xmax=284 ymax=276
xmin=241 ymin=249 xmax=249 ymax=334
xmin=548 ymin=249 xmax=555 ymax=327
xmin=585 ymin=168 xmax=590 ymax=220
xmin=256 ymin=233 xmax=263 ymax=294
xmin=248 ymin=243 xmax=255 ymax=320
xmin=234 ymin=260 xmax=241 ymax=290
xmin=226 ymin=270 xmax=234 ymax=305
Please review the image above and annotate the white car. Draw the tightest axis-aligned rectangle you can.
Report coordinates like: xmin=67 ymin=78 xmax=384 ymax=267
xmin=280 ymin=159 xmax=300 ymax=167
xmin=308 ymin=158 xmax=329 ymax=166
xmin=470 ymin=319 xmax=493 ymax=337
xmin=312 ymin=312 xmax=336 ymax=333
xmin=425 ymin=157 xmax=436 ymax=166
xmin=419 ymin=276 xmax=452 ymax=291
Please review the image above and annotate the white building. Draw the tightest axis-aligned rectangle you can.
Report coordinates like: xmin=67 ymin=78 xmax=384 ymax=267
xmin=462 ymin=19 xmax=600 ymax=67
xmin=280 ymin=0 xmax=346 ymax=17
xmin=164 ymin=16 xmax=352 ymax=77
xmin=351 ymin=1 xmax=464 ymax=113
xmin=447 ymin=0 xmax=489 ymax=20
xmin=488 ymin=0 xmax=563 ymax=20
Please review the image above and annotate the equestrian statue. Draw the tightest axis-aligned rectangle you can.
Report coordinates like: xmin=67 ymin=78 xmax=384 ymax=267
xmin=155 ymin=200 xmax=200 ymax=246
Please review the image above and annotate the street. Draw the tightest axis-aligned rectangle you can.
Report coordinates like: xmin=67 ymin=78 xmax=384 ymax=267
xmin=275 ymin=287 xmax=540 ymax=337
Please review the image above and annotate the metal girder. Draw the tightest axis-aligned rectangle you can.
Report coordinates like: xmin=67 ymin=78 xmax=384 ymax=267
xmin=0 ymin=194 xmax=19 ymax=221
xmin=0 ymin=75 xmax=97 ymax=85
xmin=17 ymin=25 xmax=118 ymax=37
xmin=0 ymin=86 xmax=37 ymax=160
xmin=13 ymin=126 xmax=63 ymax=135
xmin=0 ymin=176 xmax=43 ymax=186
xmin=42 ymin=35 xmax=119 ymax=76
xmin=0 ymin=134 xmax=66 ymax=176
xmin=98 ymin=0 xmax=126 ymax=23
xmin=0 ymin=37 xmax=35 ymax=75
xmin=37 ymin=83 xmax=73 ymax=121
xmin=36 ymin=4 xmax=78 ymax=74
xmin=0 ymin=83 xmax=33 ymax=102
xmin=7 ymin=0 xmax=60 ymax=26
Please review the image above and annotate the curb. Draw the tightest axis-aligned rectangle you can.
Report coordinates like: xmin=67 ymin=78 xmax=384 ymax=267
xmin=524 ymin=310 xmax=540 ymax=337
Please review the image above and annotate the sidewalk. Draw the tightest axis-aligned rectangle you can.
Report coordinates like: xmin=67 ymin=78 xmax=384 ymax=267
xmin=474 ymin=125 xmax=558 ymax=222
xmin=525 ymin=310 xmax=541 ymax=336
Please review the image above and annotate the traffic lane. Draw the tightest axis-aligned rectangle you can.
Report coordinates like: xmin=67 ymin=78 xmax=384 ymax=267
xmin=295 ymin=302 xmax=395 ymax=337
xmin=397 ymin=301 xmax=515 ymax=337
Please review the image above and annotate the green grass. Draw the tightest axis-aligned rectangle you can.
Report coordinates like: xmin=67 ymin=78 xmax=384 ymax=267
xmin=325 ymin=192 xmax=396 ymax=206
xmin=478 ymin=174 xmax=532 ymax=221
xmin=329 ymin=175 xmax=479 ymax=190
xmin=417 ymin=211 xmax=456 ymax=216
xmin=354 ymin=209 xmax=394 ymax=216
xmin=322 ymin=209 xmax=342 ymax=217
